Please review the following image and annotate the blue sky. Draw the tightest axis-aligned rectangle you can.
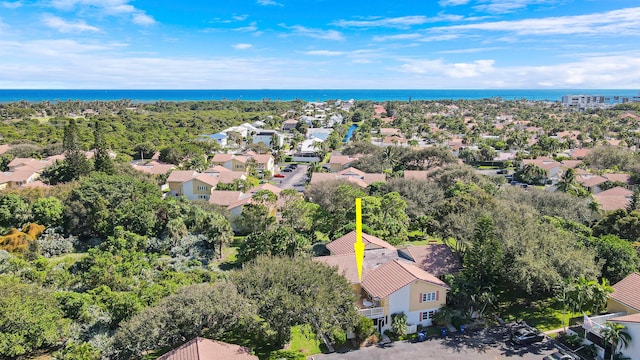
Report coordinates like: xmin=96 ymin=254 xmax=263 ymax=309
xmin=1 ymin=0 xmax=639 ymax=89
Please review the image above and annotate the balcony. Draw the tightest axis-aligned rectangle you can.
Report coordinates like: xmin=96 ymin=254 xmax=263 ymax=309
xmin=359 ymin=307 xmax=385 ymax=319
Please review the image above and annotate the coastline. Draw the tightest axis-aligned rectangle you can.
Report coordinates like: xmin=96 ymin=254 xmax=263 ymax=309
xmin=1 ymin=89 xmax=639 ymax=103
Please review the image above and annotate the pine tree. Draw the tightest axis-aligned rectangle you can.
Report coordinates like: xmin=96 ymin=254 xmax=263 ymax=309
xmin=61 ymin=119 xmax=91 ymax=181
xmin=464 ymin=216 xmax=504 ymax=286
xmin=93 ymin=121 xmax=115 ymax=174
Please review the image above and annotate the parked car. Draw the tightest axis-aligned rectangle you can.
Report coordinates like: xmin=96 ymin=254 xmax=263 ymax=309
xmin=282 ymin=168 xmax=293 ymax=172
xmin=274 ymin=173 xmax=285 ymax=178
xmin=497 ymin=169 xmax=508 ymax=174
xmin=288 ymin=164 xmax=298 ymax=169
xmin=510 ymin=328 xmax=544 ymax=345
xmin=543 ymin=351 xmax=578 ymax=360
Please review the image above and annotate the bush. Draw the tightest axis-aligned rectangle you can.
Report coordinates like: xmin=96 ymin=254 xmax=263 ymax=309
xmin=38 ymin=228 xmax=78 ymax=257
xmin=390 ymin=312 xmax=407 ymax=339
xmin=267 ymin=349 xmax=306 ymax=360
xmin=354 ymin=316 xmax=374 ymax=342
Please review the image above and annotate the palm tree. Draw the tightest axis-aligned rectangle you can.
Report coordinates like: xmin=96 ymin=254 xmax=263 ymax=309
xmin=601 ymin=322 xmax=631 ymax=360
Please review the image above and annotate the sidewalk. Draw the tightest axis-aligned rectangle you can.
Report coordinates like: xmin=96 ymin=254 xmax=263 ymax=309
xmin=543 ymin=327 xmax=566 ymax=335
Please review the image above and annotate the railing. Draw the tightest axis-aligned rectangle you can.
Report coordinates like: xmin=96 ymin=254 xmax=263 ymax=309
xmin=359 ymin=307 xmax=385 ymax=318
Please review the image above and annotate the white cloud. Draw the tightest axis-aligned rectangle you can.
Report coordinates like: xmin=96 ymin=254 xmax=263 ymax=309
xmin=333 ymin=15 xmax=463 ymax=29
xmin=2 ymin=1 xmax=22 ymax=8
xmin=282 ymin=24 xmax=344 ymax=41
xmin=473 ymin=0 xmax=557 ymax=14
xmin=233 ymin=43 xmax=253 ymax=50
xmin=235 ymin=21 xmax=258 ymax=32
xmin=433 ymin=7 xmax=640 ymax=36
xmin=437 ymin=47 xmax=503 ymax=54
xmin=49 ymin=0 xmax=156 ymax=25
xmin=373 ymin=33 xmax=423 ymax=42
xmin=399 ymin=58 xmax=496 ymax=78
xmin=132 ymin=12 xmax=155 ymax=25
xmin=233 ymin=14 xmax=249 ymax=21
xmin=439 ymin=0 xmax=470 ymax=6
xmin=392 ymin=52 xmax=640 ymax=88
xmin=303 ymin=50 xmax=345 ymax=56
xmin=257 ymin=0 xmax=283 ymax=6
xmin=42 ymin=14 xmax=100 ymax=33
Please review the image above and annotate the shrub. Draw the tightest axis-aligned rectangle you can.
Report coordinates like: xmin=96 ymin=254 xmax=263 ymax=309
xmin=390 ymin=312 xmax=408 ymax=339
xmin=354 ymin=316 xmax=374 ymax=343
xmin=38 ymin=228 xmax=78 ymax=257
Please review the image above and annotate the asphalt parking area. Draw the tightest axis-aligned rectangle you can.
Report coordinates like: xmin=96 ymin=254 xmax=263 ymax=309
xmin=312 ymin=326 xmax=559 ymax=360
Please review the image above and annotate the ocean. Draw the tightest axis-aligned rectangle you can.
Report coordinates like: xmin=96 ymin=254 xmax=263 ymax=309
xmin=0 ymin=89 xmax=638 ymax=103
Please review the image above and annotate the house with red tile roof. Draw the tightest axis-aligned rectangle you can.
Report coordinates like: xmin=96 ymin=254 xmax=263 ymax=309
xmin=310 ymin=167 xmax=385 ymax=188
xmin=131 ymin=161 xmax=176 ymax=175
xmin=314 ymin=232 xmax=451 ymax=333
xmin=328 ymin=154 xmax=362 ymax=172
xmin=608 ymin=272 xmax=640 ymax=315
xmin=593 ymin=187 xmax=633 ymax=211
xmin=521 ymin=157 xmax=564 ymax=184
xmin=156 ymin=337 xmax=257 ymax=360
xmin=577 ymin=174 xmax=608 ymax=194
xmin=166 ymin=170 xmax=245 ymax=200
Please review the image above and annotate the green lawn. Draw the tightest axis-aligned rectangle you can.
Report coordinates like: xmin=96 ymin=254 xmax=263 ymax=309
xmin=287 ymin=325 xmax=323 ymax=356
xmin=499 ymin=297 xmax=581 ymax=332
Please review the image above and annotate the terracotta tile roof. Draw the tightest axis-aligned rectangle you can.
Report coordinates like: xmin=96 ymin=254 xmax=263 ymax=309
xmin=248 ymin=183 xmax=282 ymax=195
xmin=7 ymin=158 xmax=54 ymax=172
xmin=0 ymin=169 xmax=37 ymax=183
xmin=167 ymin=170 xmax=197 ymax=183
xmin=570 ymin=148 xmax=592 ymax=159
xmin=156 ymin=337 xmax=257 ymax=360
xmin=209 ymin=191 xmax=243 ymax=207
xmin=374 ymin=105 xmax=386 ymax=114
xmin=217 ymin=172 xmax=245 ymax=184
xmin=194 ymin=174 xmax=219 ymax=187
xmin=400 ymin=244 xmax=461 ymax=276
xmin=329 ymin=154 xmax=361 ymax=166
xmin=603 ymin=173 xmax=632 ymax=184
xmin=577 ymin=175 xmax=608 ymax=187
xmin=362 ymin=260 xmax=448 ymax=299
xmin=610 ymin=313 xmax=640 ymax=324
xmin=610 ymin=272 xmax=640 ymax=312
xmin=593 ymin=187 xmax=633 ymax=211
xmin=338 ymin=167 xmax=366 ymax=176
xmin=560 ymin=160 xmax=583 ymax=169
xmin=522 ymin=158 xmax=562 ymax=171
xmin=205 ymin=165 xmax=232 ymax=174
xmin=326 ymin=231 xmax=396 ymax=255
xmin=313 ymin=248 xmax=400 ymax=284
xmin=403 ymin=169 xmax=440 ymax=180
xmin=249 ymin=154 xmax=273 ymax=164
xmin=363 ymin=173 xmax=386 ymax=184
xmin=380 ymin=128 xmax=400 ymax=136
xmin=0 ymin=144 xmax=9 ymax=155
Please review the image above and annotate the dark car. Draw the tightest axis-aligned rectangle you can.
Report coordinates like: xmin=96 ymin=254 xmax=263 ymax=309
xmin=282 ymin=168 xmax=293 ymax=172
xmin=543 ymin=351 xmax=577 ymax=360
xmin=510 ymin=328 xmax=544 ymax=345
xmin=288 ymin=164 xmax=298 ymax=169
xmin=497 ymin=169 xmax=508 ymax=174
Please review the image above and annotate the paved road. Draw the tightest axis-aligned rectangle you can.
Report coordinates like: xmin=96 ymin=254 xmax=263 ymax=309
xmin=312 ymin=327 xmax=558 ymax=360
xmin=275 ymin=164 xmax=308 ymax=191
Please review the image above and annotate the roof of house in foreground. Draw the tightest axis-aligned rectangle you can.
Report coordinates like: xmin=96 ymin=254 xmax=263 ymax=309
xmin=361 ymin=260 xmax=448 ymax=299
xmin=610 ymin=272 xmax=640 ymax=312
xmin=156 ymin=337 xmax=257 ymax=360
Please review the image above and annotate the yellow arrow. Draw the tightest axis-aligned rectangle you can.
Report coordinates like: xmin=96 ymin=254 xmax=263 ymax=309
xmin=354 ymin=197 xmax=364 ymax=282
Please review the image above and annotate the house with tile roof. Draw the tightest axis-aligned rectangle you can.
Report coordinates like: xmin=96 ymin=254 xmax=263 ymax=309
xmin=607 ymin=272 xmax=640 ymax=315
xmin=309 ymin=167 xmax=386 ymax=188
xmin=156 ymin=337 xmax=257 ymax=360
xmin=521 ymin=157 xmax=564 ymax=184
xmin=608 ymin=313 xmax=640 ymax=360
xmin=593 ymin=187 xmax=633 ymax=211
xmin=328 ymin=154 xmax=362 ymax=172
xmin=314 ymin=231 xmax=452 ymax=333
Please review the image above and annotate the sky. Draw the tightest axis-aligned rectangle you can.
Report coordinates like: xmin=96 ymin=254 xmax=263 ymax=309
xmin=1 ymin=0 xmax=640 ymax=89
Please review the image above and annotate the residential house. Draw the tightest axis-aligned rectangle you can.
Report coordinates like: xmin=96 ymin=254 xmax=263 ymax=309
xmin=246 ymin=153 xmax=276 ymax=175
xmin=293 ymin=137 xmax=323 ymax=163
xmin=0 ymin=169 xmax=40 ymax=189
xmin=310 ymin=167 xmax=386 ymax=188
xmin=252 ymin=130 xmax=284 ymax=149
xmin=607 ymin=272 xmax=640 ymax=315
xmin=197 ymin=132 xmax=228 ymax=147
xmin=577 ymin=174 xmax=608 ymax=194
xmin=210 ymin=154 xmax=249 ymax=172
xmin=203 ymin=166 xmax=246 ymax=184
xmin=166 ymin=170 xmax=242 ymax=200
xmin=156 ymin=337 xmax=257 ymax=360
xmin=282 ymin=119 xmax=299 ymax=131
xmin=328 ymin=154 xmax=362 ymax=172
xmin=521 ymin=157 xmax=564 ymax=184
xmin=307 ymin=128 xmax=333 ymax=142
xmin=398 ymin=244 xmax=461 ymax=277
xmin=403 ymin=169 xmax=440 ymax=181
xmin=608 ymin=313 xmax=640 ymax=360
xmin=593 ymin=187 xmax=633 ymax=211
xmin=574 ymin=273 xmax=640 ymax=360
xmin=131 ymin=161 xmax=176 ymax=176
xmin=314 ymin=231 xmax=450 ymax=333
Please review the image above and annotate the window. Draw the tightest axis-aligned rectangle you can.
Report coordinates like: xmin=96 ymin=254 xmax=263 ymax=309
xmin=198 ymin=195 xmax=208 ymax=200
xmin=422 ymin=292 xmax=436 ymax=302
xmin=198 ymin=185 xmax=207 ymax=191
xmin=421 ymin=310 xmax=436 ymax=321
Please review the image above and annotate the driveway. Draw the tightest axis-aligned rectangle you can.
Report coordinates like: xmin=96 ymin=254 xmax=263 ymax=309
xmin=274 ymin=164 xmax=308 ymax=191
xmin=312 ymin=327 xmax=558 ymax=360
